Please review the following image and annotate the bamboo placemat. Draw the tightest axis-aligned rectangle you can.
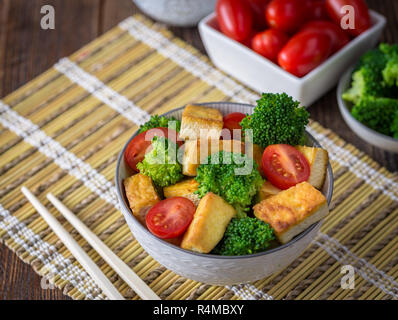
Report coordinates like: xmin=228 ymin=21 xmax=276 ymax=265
xmin=0 ymin=14 xmax=397 ymax=300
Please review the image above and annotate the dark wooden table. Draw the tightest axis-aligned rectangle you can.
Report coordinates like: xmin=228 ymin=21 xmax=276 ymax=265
xmin=0 ymin=0 xmax=397 ymax=300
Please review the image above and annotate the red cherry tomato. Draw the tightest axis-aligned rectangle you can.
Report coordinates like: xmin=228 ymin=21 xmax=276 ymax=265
xmin=301 ymin=20 xmax=350 ymax=52
xmin=265 ymin=0 xmax=308 ymax=33
xmin=146 ymin=197 xmax=195 ymax=239
xmin=307 ymin=1 xmax=329 ymax=20
xmin=278 ymin=30 xmax=333 ymax=77
xmin=251 ymin=29 xmax=289 ymax=62
xmin=223 ymin=112 xmax=246 ymax=137
xmin=245 ymin=0 xmax=270 ymax=29
xmin=261 ymin=144 xmax=310 ymax=190
xmin=124 ymin=127 xmax=182 ymax=171
xmin=325 ymin=0 xmax=371 ymax=36
xmin=239 ymin=30 xmax=257 ymax=47
xmin=216 ymin=0 xmax=253 ymax=41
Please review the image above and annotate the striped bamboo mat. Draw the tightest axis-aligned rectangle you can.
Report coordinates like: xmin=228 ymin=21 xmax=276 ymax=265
xmin=0 ymin=14 xmax=397 ymax=300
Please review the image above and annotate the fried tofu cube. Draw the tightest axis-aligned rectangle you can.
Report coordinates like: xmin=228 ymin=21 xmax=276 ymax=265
xmin=123 ymin=173 xmax=160 ymax=224
xmin=179 ymin=105 xmax=223 ymax=140
xmin=181 ymin=192 xmax=236 ymax=253
xmin=163 ymin=179 xmax=201 ymax=206
xmin=296 ymin=146 xmax=329 ymax=189
xmin=182 ymin=139 xmax=245 ymax=176
xmin=257 ymin=180 xmax=282 ymax=202
xmin=254 ymin=182 xmax=328 ymax=244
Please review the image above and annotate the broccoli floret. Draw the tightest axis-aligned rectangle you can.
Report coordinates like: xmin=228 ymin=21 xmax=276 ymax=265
xmin=383 ymin=56 xmax=398 ymax=87
xmin=351 ymin=96 xmax=398 ymax=136
xmin=343 ymin=45 xmax=398 ymax=104
xmin=137 ymin=136 xmax=183 ymax=187
xmin=380 ymin=44 xmax=398 ymax=88
xmin=343 ymin=48 xmax=392 ymax=104
xmin=195 ymin=151 xmax=263 ymax=218
xmin=240 ymin=93 xmax=309 ymax=148
xmin=138 ymin=115 xmax=181 ymax=134
xmin=213 ymin=217 xmax=275 ymax=256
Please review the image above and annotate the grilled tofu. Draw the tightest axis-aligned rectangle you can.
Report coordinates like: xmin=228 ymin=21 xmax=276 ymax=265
xmin=181 ymin=192 xmax=236 ymax=253
xmin=182 ymin=139 xmax=245 ymax=176
xmin=179 ymin=104 xmax=223 ymax=140
xmin=295 ymin=146 xmax=329 ymax=189
xmin=163 ymin=178 xmax=201 ymax=206
xmin=257 ymin=180 xmax=282 ymax=202
xmin=124 ymin=173 xmax=160 ymax=224
xmin=254 ymin=182 xmax=328 ymax=244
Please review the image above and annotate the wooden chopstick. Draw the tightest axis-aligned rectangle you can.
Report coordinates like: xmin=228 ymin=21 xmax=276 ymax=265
xmin=21 ymin=187 xmax=125 ymax=300
xmin=46 ymin=193 xmax=160 ymax=300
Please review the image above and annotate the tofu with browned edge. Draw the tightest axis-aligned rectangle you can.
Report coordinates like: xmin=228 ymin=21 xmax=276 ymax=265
xmin=163 ymin=178 xmax=201 ymax=206
xmin=295 ymin=146 xmax=329 ymax=190
xmin=181 ymin=192 xmax=236 ymax=253
xmin=182 ymin=139 xmax=245 ymax=176
xmin=179 ymin=105 xmax=223 ymax=140
xmin=124 ymin=173 xmax=160 ymax=224
xmin=254 ymin=182 xmax=328 ymax=244
xmin=257 ymin=180 xmax=282 ymax=202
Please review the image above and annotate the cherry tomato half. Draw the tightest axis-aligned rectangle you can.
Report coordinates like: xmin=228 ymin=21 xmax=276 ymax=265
xmin=146 ymin=197 xmax=196 ymax=239
xmin=251 ymin=29 xmax=289 ymax=62
xmin=223 ymin=112 xmax=246 ymax=136
xmin=261 ymin=144 xmax=310 ymax=190
xmin=216 ymin=0 xmax=253 ymax=41
xmin=325 ymin=0 xmax=370 ymax=36
xmin=265 ymin=0 xmax=307 ymax=34
xmin=124 ymin=127 xmax=182 ymax=172
xmin=278 ymin=30 xmax=332 ymax=77
xmin=245 ymin=0 xmax=270 ymax=29
xmin=301 ymin=20 xmax=350 ymax=53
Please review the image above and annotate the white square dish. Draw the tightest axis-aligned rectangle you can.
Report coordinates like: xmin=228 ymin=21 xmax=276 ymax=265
xmin=199 ymin=11 xmax=386 ymax=106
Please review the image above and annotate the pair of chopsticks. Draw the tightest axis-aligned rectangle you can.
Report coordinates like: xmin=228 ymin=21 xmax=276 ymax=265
xmin=21 ymin=187 xmax=160 ymax=300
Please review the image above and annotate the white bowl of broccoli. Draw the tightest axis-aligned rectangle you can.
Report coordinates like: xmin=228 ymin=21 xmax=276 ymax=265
xmin=338 ymin=43 xmax=398 ymax=153
xmin=115 ymin=101 xmax=333 ymax=285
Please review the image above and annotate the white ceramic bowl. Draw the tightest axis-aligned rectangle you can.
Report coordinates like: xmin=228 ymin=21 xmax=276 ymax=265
xmin=133 ymin=0 xmax=216 ymax=27
xmin=199 ymin=11 xmax=386 ymax=107
xmin=337 ymin=66 xmax=398 ymax=153
xmin=115 ymin=102 xmax=333 ymax=285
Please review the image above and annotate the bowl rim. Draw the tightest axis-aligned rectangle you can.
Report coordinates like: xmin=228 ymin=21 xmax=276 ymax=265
xmin=115 ymin=102 xmax=334 ymax=260
xmin=337 ymin=65 xmax=398 ymax=144
xmin=199 ymin=10 xmax=387 ymax=83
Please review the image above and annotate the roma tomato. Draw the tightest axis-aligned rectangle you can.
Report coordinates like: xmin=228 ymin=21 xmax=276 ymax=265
xmin=301 ymin=20 xmax=350 ymax=52
xmin=278 ymin=30 xmax=333 ymax=77
xmin=265 ymin=0 xmax=307 ymax=33
xmin=146 ymin=197 xmax=195 ymax=239
xmin=245 ymin=0 xmax=270 ymax=29
xmin=325 ymin=0 xmax=370 ymax=36
xmin=306 ymin=1 xmax=329 ymax=20
xmin=251 ymin=29 xmax=289 ymax=62
xmin=124 ymin=127 xmax=182 ymax=171
xmin=261 ymin=144 xmax=310 ymax=190
xmin=223 ymin=112 xmax=246 ymax=137
xmin=216 ymin=0 xmax=253 ymax=41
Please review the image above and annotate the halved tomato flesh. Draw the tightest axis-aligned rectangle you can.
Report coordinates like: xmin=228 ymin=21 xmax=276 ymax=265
xmin=262 ymin=144 xmax=310 ymax=190
xmin=146 ymin=197 xmax=195 ymax=239
xmin=124 ymin=127 xmax=182 ymax=171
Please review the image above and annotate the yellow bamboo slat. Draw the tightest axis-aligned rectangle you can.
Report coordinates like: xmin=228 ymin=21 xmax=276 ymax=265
xmin=1 ymin=14 xmax=397 ymax=300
